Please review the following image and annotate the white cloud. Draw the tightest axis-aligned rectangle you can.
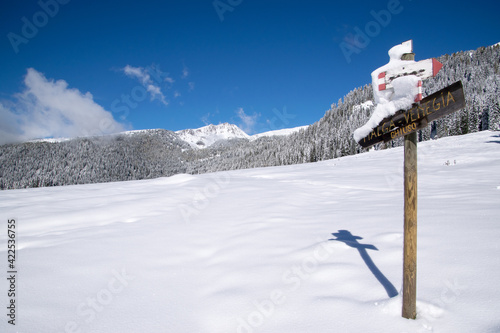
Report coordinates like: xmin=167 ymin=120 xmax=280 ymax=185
xmin=122 ymin=65 xmax=144 ymax=81
xmin=201 ymin=109 xmax=220 ymax=125
xmin=122 ymin=65 xmax=168 ymax=105
xmin=181 ymin=66 xmax=189 ymax=79
xmin=0 ymin=104 xmax=23 ymax=144
xmin=164 ymin=76 xmax=175 ymax=84
xmin=236 ymin=107 xmax=260 ymax=134
xmin=201 ymin=112 xmax=213 ymax=125
xmin=0 ymin=68 xmax=124 ymax=145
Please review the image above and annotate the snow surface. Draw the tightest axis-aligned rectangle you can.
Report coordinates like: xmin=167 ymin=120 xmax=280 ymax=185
xmin=119 ymin=129 xmax=160 ymax=136
xmin=28 ymin=137 xmax=72 ymax=143
xmin=250 ymin=125 xmax=308 ymax=140
xmin=1 ymin=131 xmax=500 ymax=333
xmin=354 ymin=41 xmax=420 ymax=143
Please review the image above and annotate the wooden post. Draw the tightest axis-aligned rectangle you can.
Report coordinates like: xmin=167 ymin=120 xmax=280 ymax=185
xmin=402 ymin=52 xmax=417 ymax=320
xmin=403 ymin=131 xmax=417 ymax=319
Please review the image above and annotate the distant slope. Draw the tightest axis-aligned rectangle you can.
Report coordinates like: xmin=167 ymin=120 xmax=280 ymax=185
xmin=0 ymin=129 xmax=191 ymax=189
xmin=250 ymin=125 xmax=309 ymax=140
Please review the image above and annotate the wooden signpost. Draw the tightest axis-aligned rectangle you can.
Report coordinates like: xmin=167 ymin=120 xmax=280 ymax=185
xmin=358 ymin=81 xmax=466 ymax=148
xmin=356 ymin=42 xmax=466 ymax=320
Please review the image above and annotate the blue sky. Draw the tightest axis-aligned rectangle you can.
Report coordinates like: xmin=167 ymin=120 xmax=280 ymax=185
xmin=1 ymin=0 xmax=499 ymax=142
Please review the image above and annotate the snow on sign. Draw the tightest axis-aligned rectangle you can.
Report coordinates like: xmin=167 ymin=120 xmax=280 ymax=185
xmin=358 ymin=81 xmax=466 ymax=148
xmin=354 ymin=40 xmax=465 ymax=148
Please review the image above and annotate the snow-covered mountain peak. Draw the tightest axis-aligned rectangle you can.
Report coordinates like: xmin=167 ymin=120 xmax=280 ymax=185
xmin=176 ymin=123 xmax=249 ymax=149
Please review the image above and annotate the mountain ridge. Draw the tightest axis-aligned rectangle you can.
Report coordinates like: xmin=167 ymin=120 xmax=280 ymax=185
xmin=29 ymin=123 xmax=308 ymax=149
xmin=175 ymin=123 xmax=249 ymax=149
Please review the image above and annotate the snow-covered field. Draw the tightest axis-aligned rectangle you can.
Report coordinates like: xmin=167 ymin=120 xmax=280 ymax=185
xmin=1 ymin=131 xmax=499 ymax=333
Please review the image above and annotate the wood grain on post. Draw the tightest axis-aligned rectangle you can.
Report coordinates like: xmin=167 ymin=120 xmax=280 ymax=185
xmin=403 ymin=123 xmax=418 ymax=320
xmin=402 ymin=51 xmax=417 ymax=320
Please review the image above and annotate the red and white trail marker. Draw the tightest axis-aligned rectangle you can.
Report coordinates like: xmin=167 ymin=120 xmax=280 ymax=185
xmin=377 ymin=58 xmax=443 ymax=103
xmin=376 ymin=57 xmax=443 ymax=102
xmin=376 ymin=58 xmax=443 ymax=92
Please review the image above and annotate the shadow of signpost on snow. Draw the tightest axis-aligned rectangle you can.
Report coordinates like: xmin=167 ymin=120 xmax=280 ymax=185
xmin=486 ymin=134 xmax=500 ymax=144
xmin=330 ymin=230 xmax=398 ymax=298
